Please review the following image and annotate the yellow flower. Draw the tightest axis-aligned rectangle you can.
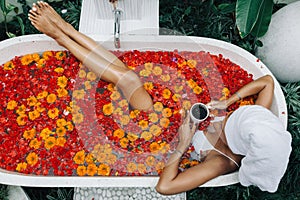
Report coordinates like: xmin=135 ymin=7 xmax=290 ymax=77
xmin=43 ymin=51 xmax=54 ymax=60
xmin=146 ymin=155 xmax=156 ymax=167
xmin=202 ymin=68 xmax=209 ymax=76
xmin=149 ymin=142 xmax=161 ymax=153
xmin=162 ymin=88 xmax=171 ymax=99
xmin=222 ymin=87 xmax=230 ymax=97
xmin=138 ymin=120 xmax=148 ymax=130
xmin=193 ymin=86 xmax=203 ymax=94
xmin=28 ymin=110 xmax=40 ymax=121
xmin=47 ymin=93 xmax=57 ymax=104
xmin=78 ymin=69 xmax=86 ymax=78
xmin=76 ymin=166 xmax=87 ymax=176
xmin=55 ymin=51 xmax=66 ymax=60
xmin=17 ymin=115 xmax=27 ymax=126
xmin=187 ymin=79 xmax=197 ymax=89
xmin=56 ymin=137 xmax=66 ymax=147
xmin=120 ymin=115 xmax=130 ymax=125
xmin=160 ymin=74 xmax=170 ymax=82
xmin=44 ymin=136 xmax=56 ymax=149
xmin=16 ymin=162 xmax=27 ymax=172
xmin=54 ymin=67 xmax=64 ymax=73
xmin=106 ymin=83 xmax=116 ymax=92
xmin=26 ymin=152 xmax=39 ymax=166
xmin=16 ymin=104 xmax=26 ymax=115
xmin=87 ymin=163 xmax=98 ymax=176
xmin=66 ymin=121 xmax=74 ymax=131
xmin=127 ymin=132 xmax=138 ymax=142
xmin=182 ymin=100 xmax=191 ymax=110
xmin=6 ymin=100 xmax=17 ymax=110
xmin=113 ymin=128 xmax=125 ymax=139
xmin=137 ymin=163 xmax=147 ymax=174
xmin=159 ymin=142 xmax=170 ymax=154
xmin=153 ymin=102 xmax=163 ymax=112
xmin=40 ymin=128 xmax=53 ymax=140
xmin=31 ymin=53 xmax=40 ymax=63
xmin=160 ymin=118 xmax=170 ymax=128
xmin=113 ymin=107 xmax=123 ymax=115
xmin=37 ymin=91 xmax=48 ymax=99
xmin=56 ymin=127 xmax=66 ymax=137
xmin=149 ymin=112 xmax=158 ymax=123
xmin=21 ymin=54 xmax=34 ymax=65
xmin=118 ymin=99 xmax=128 ymax=108
xmin=26 ymin=96 xmax=37 ymax=107
xmin=34 ymin=102 xmax=45 ymax=113
xmin=110 ymin=91 xmax=121 ymax=100
xmin=57 ymin=76 xmax=68 ymax=88
xmin=103 ymin=103 xmax=114 ymax=116
xmin=23 ymin=128 xmax=36 ymax=140
xmin=120 ymin=137 xmax=129 ymax=148
xmin=172 ymin=94 xmax=181 ymax=102
xmin=129 ymin=110 xmax=139 ymax=119
xmin=143 ymin=82 xmax=154 ymax=91
xmin=106 ymin=154 xmax=117 ymax=165
xmin=174 ymin=85 xmax=183 ymax=93
xmin=98 ymin=163 xmax=111 ymax=176
xmin=72 ymin=113 xmax=84 ymax=124
xmin=94 ymin=152 xmax=107 ymax=163
xmin=187 ymin=59 xmax=197 ymax=68
xmin=84 ymin=81 xmax=92 ymax=90
xmin=48 ymin=107 xmax=59 ymax=119
xmin=57 ymin=88 xmax=68 ymax=98
xmin=87 ymin=71 xmax=97 ymax=81
xmin=29 ymin=138 xmax=41 ymax=149
xmin=85 ymin=153 xmax=94 ymax=164
xmin=153 ymin=66 xmax=162 ymax=75
xmin=73 ymin=150 xmax=85 ymax=164
xmin=72 ymin=89 xmax=85 ymax=100
xmin=56 ymin=118 xmax=67 ymax=127
xmin=144 ymin=62 xmax=153 ymax=71
xmin=141 ymin=131 xmax=152 ymax=141
xmin=3 ymin=61 xmax=15 ymax=70
xmin=126 ymin=162 xmax=137 ymax=173
xmin=149 ymin=125 xmax=162 ymax=136
xmin=155 ymin=161 xmax=165 ymax=173
xmin=162 ymin=108 xmax=172 ymax=118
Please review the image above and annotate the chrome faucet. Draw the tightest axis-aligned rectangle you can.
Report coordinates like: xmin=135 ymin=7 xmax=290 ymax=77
xmin=113 ymin=8 xmax=122 ymax=48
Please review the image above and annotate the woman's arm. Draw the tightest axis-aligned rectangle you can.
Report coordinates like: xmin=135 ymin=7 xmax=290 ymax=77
xmin=208 ymin=75 xmax=274 ymax=110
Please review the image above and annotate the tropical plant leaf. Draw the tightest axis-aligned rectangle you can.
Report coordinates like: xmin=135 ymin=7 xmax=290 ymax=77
xmin=6 ymin=3 xmax=16 ymax=13
xmin=0 ymin=0 xmax=7 ymax=15
xmin=218 ymin=3 xmax=236 ymax=14
xmin=251 ymin=0 xmax=274 ymax=37
xmin=236 ymin=0 xmax=264 ymax=38
xmin=15 ymin=15 xmax=25 ymax=35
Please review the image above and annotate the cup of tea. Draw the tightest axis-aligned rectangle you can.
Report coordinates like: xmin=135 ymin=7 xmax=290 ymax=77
xmin=190 ymin=103 xmax=209 ymax=123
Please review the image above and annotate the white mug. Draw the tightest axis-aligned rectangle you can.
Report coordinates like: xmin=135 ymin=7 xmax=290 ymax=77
xmin=189 ymin=103 xmax=209 ymax=123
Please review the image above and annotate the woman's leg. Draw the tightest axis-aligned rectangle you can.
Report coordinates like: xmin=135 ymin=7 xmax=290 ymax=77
xmin=28 ymin=4 xmax=153 ymax=111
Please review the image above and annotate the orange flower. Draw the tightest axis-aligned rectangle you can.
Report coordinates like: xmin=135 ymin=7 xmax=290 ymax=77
xmin=110 ymin=91 xmax=121 ymax=100
xmin=149 ymin=125 xmax=162 ymax=136
xmin=106 ymin=154 xmax=117 ymax=165
xmin=137 ymin=163 xmax=147 ymax=174
xmin=126 ymin=162 xmax=137 ymax=173
xmin=139 ymin=69 xmax=151 ymax=77
xmin=193 ymin=86 xmax=203 ymax=94
xmin=95 ymin=152 xmax=107 ymax=163
xmin=160 ymin=74 xmax=170 ymax=82
xmin=144 ymin=62 xmax=153 ymax=70
xmin=149 ymin=142 xmax=161 ymax=153
xmin=29 ymin=138 xmax=41 ymax=149
xmin=146 ymin=156 xmax=156 ymax=167
xmin=162 ymin=89 xmax=171 ymax=99
xmin=66 ymin=121 xmax=74 ymax=131
xmin=113 ymin=128 xmax=125 ymax=139
xmin=127 ymin=132 xmax=138 ymax=142
xmin=202 ymin=68 xmax=209 ymax=76
xmin=56 ymin=127 xmax=66 ymax=137
xmin=98 ymin=164 xmax=111 ymax=176
xmin=143 ymin=82 xmax=154 ymax=90
xmin=16 ymin=105 xmax=26 ymax=115
xmin=120 ymin=137 xmax=129 ymax=148
xmin=106 ymin=83 xmax=116 ymax=92
xmin=182 ymin=100 xmax=191 ymax=110
xmin=162 ymin=108 xmax=172 ymax=118
xmin=73 ymin=150 xmax=85 ymax=164
xmin=44 ymin=136 xmax=56 ymax=150
xmin=23 ymin=128 xmax=36 ymax=140
xmin=113 ymin=107 xmax=123 ymax=115
xmin=187 ymin=79 xmax=197 ymax=89
xmin=31 ymin=53 xmax=40 ymax=62
xmin=37 ymin=91 xmax=48 ymax=99
xmin=85 ymin=153 xmax=94 ymax=164
xmin=17 ymin=114 xmax=27 ymax=126
xmin=103 ymin=103 xmax=114 ymax=116
xmin=222 ymin=87 xmax=230 ymax=97
xmin=56 ymin=137 xmax=66 ymax=147
xmin=55 ymin=51 xmax=66 ymax=60
xmin=56 ymin=88 xmax=68 ymax=98
xmin=84 ymin=81 xmax=92 ymax=90
xmin=40 ymin=128 xmax=53 ymax=140
xmin=72 ymin=113 xmax=84 ymax=124
xmin=54 ymin=67 xmax=64 ymax=73
xmin=42 ymin=51 xmax=54 ymax=60
xmin=141 ymin=131 xmax=152 ymax=141
xmin=118 ymin=99 xmax=128 ymax=108
xmin=26 ymin=152 xmax=39 ymax=166
xmin=87 ymin=71 xmax=97 ymax=81
xmin=3 ymin=61 xmax=15 ymax=70
xmin=48 ymin=108 xmax=59 ymax=119
xmin=174 ymin=85 xmax=183 ymax=93
xmin=72 ymin=89 xmax=85 ymax=99
xmin=129 ymin=110 xmax=139 ymax=119
xmin=26 ymin=96 xmax=37 ymax=106
xmin=149 ymin=113 xmax=158 ymax=123
xmin=87 ymin=163 xmax=98 ymax=176
xmin=16 ymin=162 xmax=27 ymax=172
xmin=172 ymin=94 xmax=181 ymax=102
xmin=28 ymin=110 xmax=40 ymax=121
xmin=57 ymin=76 xmax=68 ymax=88
xmin=21 ymin=54 xmax=34 ymax=65
xmin=56 ymin=118 xmax=67 ymax=127
xmin=120 ymin=115 xmax=130 ymax=125
xmin=187 ymin=59 xmax=197 ymax=68
xmin=138 ymin=120 xmax=148 ymax=130
xmin=78 ymin=69 xmax=86 ymax=78
xmin=153 ymin=66 xmax=162 ymax=75
xmin=155 ymin=161 xmax=165 ymax=173
xmin=76 ymin=166 xmax=87 ymax=176
xmin=47 ymin=93 xmax=57 ymax=104
xmin=160 ymin=118 xmax=170 ymax=128
xmin=6 ymin=100 xmax=17 ymax=110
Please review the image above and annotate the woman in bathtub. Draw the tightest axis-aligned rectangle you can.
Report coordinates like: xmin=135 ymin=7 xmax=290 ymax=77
xmin=28 ymin=2 xmax=291 ymax=195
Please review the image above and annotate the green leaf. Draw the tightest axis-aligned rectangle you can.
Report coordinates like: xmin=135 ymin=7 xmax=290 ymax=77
xmin=6 ymin=32 xmax=16 ymax=38
xmin=6 ymin=3 xmax=16 ymax=13
xmin=236 ymin=0 xmax=264 ymax=38
xmin=251 ymin=0 xmax=274 ymax=37
xmin=0 ymin=0 xmax=7 ymax=15
xmin=218 ymin=3 xmax=236 ymax=14
xmin=15 ymin=15 xmax=25 ymax=35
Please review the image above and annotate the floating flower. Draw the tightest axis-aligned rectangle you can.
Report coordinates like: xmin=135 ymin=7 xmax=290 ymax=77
xmin=29 ymin=138 xmax=41 ymax=149
xmin=55 ymin=51 xmax=66 ymax=60
xmin=98 ymin=163 xmax=111 ymax=176
xmin=138 ymin=120 xmax=148 ymax=130
xmin=16 ymin=105 xmax=26 ymax=115
xmin=160 ymin=118 xmax=170 ymax=128
xmin=102 ymin=103 xmax=114 ymax=116
xmin=153 ymin=66 xmax=162 ymax=75
xmin=110 ymin=91 xmax=121 ymax=101
xmin=76 ymin=166 xmax=87 ymax=176
xmin=139 ymin=69 xmax=151 ymax=77
xmin=36 ymin=58 xmax=46 ymax=69
xmin=174 ymin=85 xmax=183 ymax=93
xmin=84 ymin=81 xmax=92 ymax=90
xmin=161 ymin=74 xmax=171 ymax=82
xmin=144 ymin=62 xmax=153 ymax=71
xmin=146 ymin=156 xmax=156 ymax=167
xmin=149 ymin=113 xmax=158 ymax=123
xmin=28 ymin=110 xmax=40 ymax=121
xmin=48 ymin=108 xmax=59 ymax=119
xmin=87 ymin=72 xmax=97 ymax=81
xmin=16 ymin=114 xmax=27 ymax=126
xmin=187 ymin=59 xmax=197 ymax=68
xmin=113 ymin=129 xmax=125 ymax=139
xmin=16 ymin=162 xmax=27 ymax=172
xmin=57 ymin=76 xmax=68 ymax=88
xmin=143 ymin=82 xmax=154 ymax=91
xmin=54 ymin=67 xmax=64 ymax=73
xmin=6 ymin=100 xmax=17 ymax=110
xmin=42 ymin=51 xmax=53 ymax=60
xmin=87 ymin=164 xmax=98 ymax=176
xmin=66 ymin=121 xmax=74 ymax=131
xmin=56 ymin=118 xmax=67 ymax=127
xmin=44 ymin=136 xmax=56 ymax=150
xmin=72 ymin=113 xmax=84 ymax=124
xmin=23 ymin=128 xmax=36 ymax=140
xmin=162 ymin=88 xmax=171 ymax=99
xmin=193 ymin=86 xmax=203 ymax=94
xmin=126 ymin=162 xmax=137 ymax=173
xmin=118 ymin=100 xmax=128 ymax=108
xmin=3 ymin=61 xmax=15 ymax=70
xmin=106 ymin=154 xmax=117 ymax=165
xmin=162 ymin=108 xmax=172 ymax=118
xmin=141 ymin=131 xmax=152 ymax=141
xmin=21 ymin=54 xmax=34 ymax=65
xmin=56 ymin=88 xmax=68 ymax=98
xmin=78 ymin=69 xmax=86 ymax=78
xmin=37 ymin=91 xmax=48 ymax=99
xmin=129 ymin=110 xmax=139 ymax=119
xmin=137 ymin=163 xmax=147 ymax=174
xmin=73 ymin=150 xmax=85 ymax=165
xmin=187 ymin=79 xmax=197 ymax=89
xmin=155 ymin=161 xmax=165 ymax=173
xmin=149 ymin=142 xmax=160 ymax=153
xmin=182 ymin=100 xmax=191 ymax=110
xmin=127 ymin=132 xmax=138 ymax=142
xmin=149 ymin=125 xmax=162 ymax=137
xmin=40 ymin=128 xmax=53 ymax=140
xmin=119 ymin=137 xmax=129 ymax=148
xmin=153 ymin=102 xmax=163 ymax=112
xmin=46 ymin=93 xmax=57 ymax=104
xmin=120 ymin=115 xmax=130 ymax=125
xmin=26 ymin=152 xmax=39 ymax=166
xmin=56 ymin=127 xmax=66 ymax=137
xmin=172 ymin=94 xmax=181 ymax=102
xmin=85 ymin=154 xmax=94 ymax=164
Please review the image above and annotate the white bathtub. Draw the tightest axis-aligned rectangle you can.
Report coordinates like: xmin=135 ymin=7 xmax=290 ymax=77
xmin=0 ymin=34 xmax=287 ymax=187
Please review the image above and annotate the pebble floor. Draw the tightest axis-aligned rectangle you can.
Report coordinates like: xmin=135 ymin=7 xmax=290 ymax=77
xmin=73 ymin=187 xmax=186 ymax=200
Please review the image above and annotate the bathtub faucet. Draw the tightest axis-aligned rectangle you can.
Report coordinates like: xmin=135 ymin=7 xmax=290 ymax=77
xmin=113 ymin=8 xmax=122 ymax=48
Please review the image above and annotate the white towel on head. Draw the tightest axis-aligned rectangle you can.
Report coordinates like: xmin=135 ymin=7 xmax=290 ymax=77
xmin=225 ymin=105 xmax=292 ymax=193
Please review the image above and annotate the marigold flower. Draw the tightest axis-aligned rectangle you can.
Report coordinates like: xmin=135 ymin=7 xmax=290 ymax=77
xmin=87 ymin=163 xmax=98 ymax=176
xmin=55 ymin=51 xmax=66 ymax=60
xmin=16 ymin=162 xmax=27 ymax=172
xmin=129 ymin=110 xmax=139 ymax=119
xmin=126 ymin=162 xmax=137 ymax=173
xmin=146 ymin=156 xmax=156 ymax=166
xmin=160 ymin=118 xmax=170 ymax=128
xmin=40 ymin=128 xmax=53 ymax=140
xmin=56 ymin=137 xmax=66 ymax=147
xmin=57 ymin=88 xmax=68 ymax=98
xmin=47 ymin=93 xmax=57 ymax=104
xmin=193 ymin=86 xmax=203 ymax=94
xmin=57 ymin=76 xmax=68 ymax=88
xmin=160 ymin=74 xmax=171 ymax=82
xmin=127 ymin=132 xmax=138 ymax=142
xmin=222 ymin=87 xmax=230 ymax=97
xmin=139 ymin=69 xmax=151 ymax=77
xmin=34 ymin=102 xmax=45 ymax=113
xmin=6 ymin=100 xmax=17 ymax=110
xmin=26 ymin=152 xmax=39 ymax=166
xmin=118 ymin=99 xmax=128 ymax=108
xmin=23 ymin=128 xmax=36 ymax=140
xmin=95 ymin=152 xmax=107 ymax=163
xmin=106 ymin=83 xmax=116 ymax=92
xmin=42 ymin=51 xmax=54 ymax=60
xmin=21 ymin=54 xmax=34 ymax=65
xmin=187 ymin=59 xmax=197 ymax=68
xmin=72 ymin=113 xmax=84 ymax=124
xmin=30 ymin=53 xmax=40 ymax=63
xmin=138 ymin=120 xmax=148 ymax=130
xmin=149 ymin=125 xmax=162 ymax=136
xmin=172 ymin=94 xmax=181 ymax=102
xmin=120 ymin=137 xmax=129 ymax=148
xmin=56 ymin=127 xmax=67 ymax=137
xmin=113 ymin=129 xmax=125 ymax=139
xmin=17 ymin=114 xmax=27 ymax=126
xmin=54 ymin=67 xmax=64 ymax=73
xmin=162 ymin=108 xmax=172 ymax=118
xmin=3 ymin=61 xmax=15 ymax=70
xmin=56 ymin=118 xmax=67 ymax=127
xmin=103 ymin=103 xmax=114 ymax=116
xmin=149 ymin=112 xmax=158 ymax=123
xmin=16 ymin=104 xmax=26 ymax=115
xmin=28 ymin=110 xmax=40 ymax=121
xmin=162 ymin=89 xmax=171 ymax=99
xmin=106 ymin=154 xmax=117 ymax=165
xmin=149 ymin=142 xmax=161 ymax=153
xmin=98 ymin=163 xmax=111 ymax=176
xmin=141 ymin=131 xmax=152 ymax=141
xmin=73 ymin=89 xmax=85 ymax=100
xmin=153 ymin=102 xmax=163 ymax=112
xmin=137 ymin=163 xmax=147 ymax=174
xmin=29 ymin=138 xmax=41 ymax=149
xmin=153 ymin=66 xmax=162 ymax=75
xmin=202 ymin=68 xmax=209 ymax=76
xmin=44 ymin=136 xmax=56 ymax=150
xmin=110 ymin=91 xmax=121 ymax=100
xmin=155 ymin=161 xmax=165 ymax=173
xmin=85 ymin=153 xmax=94 ymax=164
xmin=144 ymin=62 xmax=153 ymax=71
xmin=73 ymin=150 xmax=85 ymax=164
xmin=174 ymin=85 xmax=183 ymax=93
xmin=120 ymin=115 xmax=130 ymax=125
xmin=78 ymin=69 xmax=86 ymax=78
xmin=37 ymin=91 xmax=48 ymax=99
xmin=48 ymin=108 xmax=59 ymax=119
xmin=182 ymin=100 xmax=191 ymax=110
xmin=87 ymin=71 xmax=97 ymax=81
xmin=76 ymin=165 xmax=87 ymax=176
xmin=84 ymin=81 xmax=92 ymax=90
xmin=66 ymin=121 xmax=74 ymax=131
xmin=143 ymin=82 xmax=154 ymax=91
xmin=187 ymin=79 xmax=197 ymax=89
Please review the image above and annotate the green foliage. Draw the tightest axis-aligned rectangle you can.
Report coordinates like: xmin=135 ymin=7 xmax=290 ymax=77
xmin=0 ymin=0 xmax=20 ymax=37
xmin=0 ymin=184 xmax=9 ymax=200
xmin=23 ymin=187 xmax=73 ymax=200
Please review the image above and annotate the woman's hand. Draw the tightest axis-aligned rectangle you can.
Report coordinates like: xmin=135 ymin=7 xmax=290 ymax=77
xmin=177 ymin=111 xmax=197 ymax=150
xmin=207 ymin=100 xmax=228 ymax=110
